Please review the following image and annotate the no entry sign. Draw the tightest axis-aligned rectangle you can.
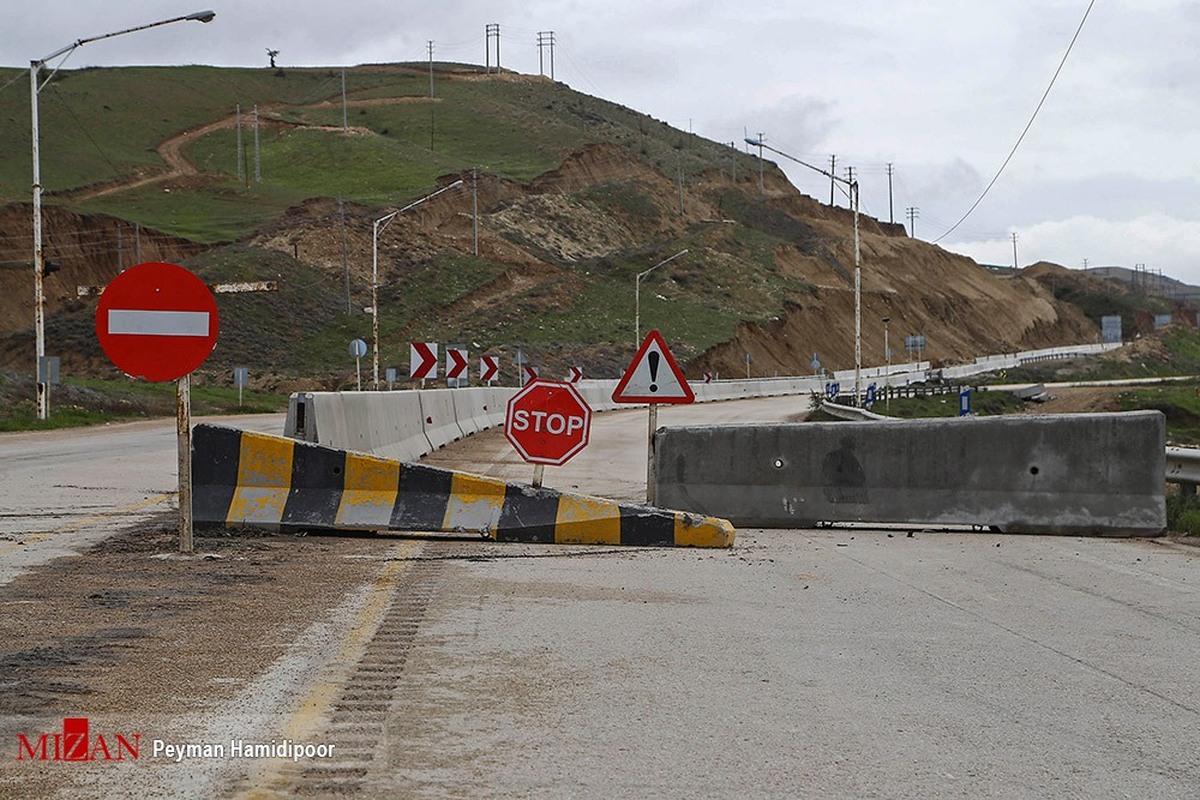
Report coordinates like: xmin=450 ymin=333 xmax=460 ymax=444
xmin=96 ymin=262 xmax=219 ymax=382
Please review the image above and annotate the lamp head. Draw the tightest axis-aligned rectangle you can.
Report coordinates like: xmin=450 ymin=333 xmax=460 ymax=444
xmin=187 ymin=10 xmax=216 ymax=23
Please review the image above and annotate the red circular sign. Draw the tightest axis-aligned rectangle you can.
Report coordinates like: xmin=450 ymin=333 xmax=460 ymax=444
xmin=504 ymin=379 xmax=593 ymax=466
xmin=96 ymin=262 xmax=219 ymax=382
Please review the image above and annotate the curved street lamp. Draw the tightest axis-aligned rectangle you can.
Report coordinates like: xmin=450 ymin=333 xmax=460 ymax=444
xmin=635 ymin=249 xmax=688 ymax=345
xmin=30 ymin=10 xmax=216 ymax=419
xmin=371 ymin=179 xmax=464 ymax=389
xmin=745 ymin=138 xmax=862 ymax=404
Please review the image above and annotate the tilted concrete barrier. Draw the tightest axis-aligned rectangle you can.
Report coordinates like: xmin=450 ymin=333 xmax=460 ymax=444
xmin=654 ymin=411 xmax=1166 ymax=535
xmin=193 ymin=424 xmax=734 ymax=548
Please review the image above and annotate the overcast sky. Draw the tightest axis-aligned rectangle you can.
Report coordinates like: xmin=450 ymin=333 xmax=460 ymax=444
xmin=4 ymin=1 xmax=1197 ymax=284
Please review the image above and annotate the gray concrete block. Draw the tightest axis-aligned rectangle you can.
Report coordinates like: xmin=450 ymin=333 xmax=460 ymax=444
xmin=655 ymin=411 xmax=1166 ymax=535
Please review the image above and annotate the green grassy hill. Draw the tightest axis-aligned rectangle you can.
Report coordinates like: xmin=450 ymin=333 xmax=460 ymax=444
xmin=0 ymin=61 xmax=1127 ymax=396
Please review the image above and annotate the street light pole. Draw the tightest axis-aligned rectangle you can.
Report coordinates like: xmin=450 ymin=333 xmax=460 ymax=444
xmin=371 ymin=179 xmax=464 ymax=389
xmin=882 ymin=315 xmax=891 ymax=409
xmin=745 ymin=138 xmax=863 ymax=404
xmin=635 ymin=249 xmax=688 ymax=345
xmin=30 ymin=10 xmax=216 ymax=420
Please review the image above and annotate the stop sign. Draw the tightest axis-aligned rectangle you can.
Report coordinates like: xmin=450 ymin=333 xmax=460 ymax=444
xmin=96 ymin=262 xmax=219 ymax=382
xmin=505 ymin=379 xmax=592 ymax=466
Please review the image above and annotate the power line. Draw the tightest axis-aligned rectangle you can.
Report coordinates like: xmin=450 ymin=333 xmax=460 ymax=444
xmin=934 ymin=0 xmax=1097 ymax=243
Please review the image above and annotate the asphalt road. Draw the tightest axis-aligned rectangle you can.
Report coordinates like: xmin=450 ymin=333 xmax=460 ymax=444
xmin=1 ymin=398 xmax=1198 ymax=798
xmin=0 ymin=414 xmax=284 ymax=585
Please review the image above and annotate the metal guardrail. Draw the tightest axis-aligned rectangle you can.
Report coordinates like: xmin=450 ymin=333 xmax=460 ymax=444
xmin=1166 ymin=447 xmax=1200 ymax=494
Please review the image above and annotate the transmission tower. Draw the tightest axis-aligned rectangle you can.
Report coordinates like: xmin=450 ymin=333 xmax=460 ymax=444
xmin=537 ymin=31 xmax=555 ymax=79
xmin=485 ymin=23 xmax=501 ymax=73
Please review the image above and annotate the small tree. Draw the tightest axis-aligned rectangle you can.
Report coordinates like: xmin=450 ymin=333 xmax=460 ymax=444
xmin=267 ymin=49 xmax=280 ymax=69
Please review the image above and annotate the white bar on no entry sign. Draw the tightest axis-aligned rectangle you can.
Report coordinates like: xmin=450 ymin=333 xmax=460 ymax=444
xmin=108 ymin=309 xmax=210 ymax=337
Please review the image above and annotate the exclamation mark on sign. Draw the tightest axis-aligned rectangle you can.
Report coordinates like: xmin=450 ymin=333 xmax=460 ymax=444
xmin=648 ymin=351 xmax=660 ymax=393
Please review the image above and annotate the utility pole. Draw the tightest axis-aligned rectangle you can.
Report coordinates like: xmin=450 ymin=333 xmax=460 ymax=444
xmin=906 ymin=206 xmax=919 ymax=238
xmin=472 ymin=168 xmax=479 ymax=257
xmin=1011 ymin=232 xmax=1019 ymax=270
xmin=485 ymin=23 xmax=501 ymax=73
xmin=844 ymin=166 xmax=856 ymax=187
xmin=753 ymin=133 xmax=765 ymax=196
xmin=537 ymin=31 xmax=555 ymax=79
xmin=253 ymin=104 xmax=260 ymax=183
xmin=341 ymin=69 xmax=348 ymax=132
xmin=235 ymin=104 xmax=243 ymax=181
xmin=829 ymin=155 xmax=837 ymax=205
xmin=886 ymin=163 xmax=894 ymax=224
xmin=427 ymin=41 xmax=435 ymax=97
xmin=677 ymin=147 xmax=685 ymax=215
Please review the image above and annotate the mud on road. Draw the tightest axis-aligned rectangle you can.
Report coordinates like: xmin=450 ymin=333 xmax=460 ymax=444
xmin=0 ymin=515 xmax=436 ymax=798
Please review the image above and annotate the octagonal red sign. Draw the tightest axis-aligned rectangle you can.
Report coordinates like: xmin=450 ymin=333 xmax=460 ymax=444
xmin=505 ymin=379 xmax=592 ymax=466
xmin=96 ymin=262 xmax=219 ymax=382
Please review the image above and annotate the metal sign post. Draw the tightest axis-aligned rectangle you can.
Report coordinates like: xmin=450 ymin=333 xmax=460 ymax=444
xmin=233 ymin=366 xmax=249 ymax=407
xmin=177 ymin=374 xmax=193 ymax=553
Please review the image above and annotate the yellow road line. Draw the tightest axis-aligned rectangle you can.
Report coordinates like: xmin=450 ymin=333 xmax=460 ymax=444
xmin=237 ymin=539 xmax=421 ymax=799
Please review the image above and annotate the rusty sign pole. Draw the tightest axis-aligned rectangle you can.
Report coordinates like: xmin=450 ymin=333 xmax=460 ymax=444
xmin=177 ymin=373 xmax=193 ymax=554
xmin=646 ymin=403 xmax=658 ymax=505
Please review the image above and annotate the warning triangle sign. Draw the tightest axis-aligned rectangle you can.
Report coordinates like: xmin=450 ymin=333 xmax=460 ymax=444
xmin=612 ymin=329 xmax=695 ymax=404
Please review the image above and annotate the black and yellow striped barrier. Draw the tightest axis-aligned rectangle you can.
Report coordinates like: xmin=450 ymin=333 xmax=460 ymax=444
xmin=192 ymin=424 xmax=734 ymax=548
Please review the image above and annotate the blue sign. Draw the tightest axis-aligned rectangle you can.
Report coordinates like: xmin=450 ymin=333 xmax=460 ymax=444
xmin=865 ymin=382 xmax=877 ymax=408
xmin=959 ymin=387 xmax=971 ymax=416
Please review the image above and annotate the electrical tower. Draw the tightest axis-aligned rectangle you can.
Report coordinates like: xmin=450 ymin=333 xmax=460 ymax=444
xmin=485 ymin=23 xmax=501 ymax=73
xmin=537 ymin=31 xmax=555 ymax=80
xmin=886 ymin=163 xmax=896 ymax=224
xmin=427 ymin=41 xmax=435 ymax=97
xmin=906 ymin=206 xmax=919 ymax=238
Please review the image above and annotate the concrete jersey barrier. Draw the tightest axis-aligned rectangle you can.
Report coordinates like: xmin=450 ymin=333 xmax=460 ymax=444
xmin=283 ymin=341 xmax=1117 ymax=460
xmin=654 ymin=410 xmax=1166 ymax=535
